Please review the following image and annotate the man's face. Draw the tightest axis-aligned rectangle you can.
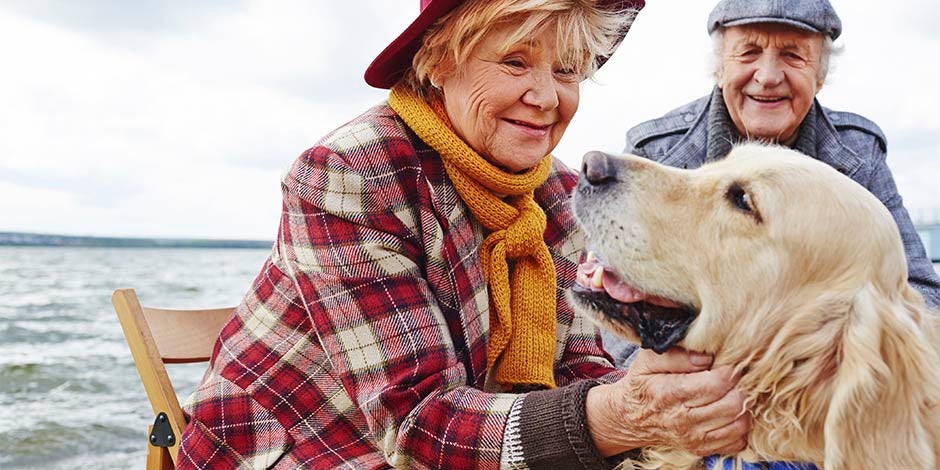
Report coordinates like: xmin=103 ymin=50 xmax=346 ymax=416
xmin=718 ymin=24 xmax=825 ymax=145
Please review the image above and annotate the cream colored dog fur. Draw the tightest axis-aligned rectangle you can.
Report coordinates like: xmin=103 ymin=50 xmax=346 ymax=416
xmin=569 ymin=144 xmax=940 ymax=469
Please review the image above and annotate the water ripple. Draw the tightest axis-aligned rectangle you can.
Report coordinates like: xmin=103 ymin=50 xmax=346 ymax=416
xmin=0 ymin=246 xmax=269 ymax=468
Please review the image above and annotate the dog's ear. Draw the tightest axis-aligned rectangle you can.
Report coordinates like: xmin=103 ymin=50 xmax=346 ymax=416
xmin=824 ymin=283 xmax=940 ymax=470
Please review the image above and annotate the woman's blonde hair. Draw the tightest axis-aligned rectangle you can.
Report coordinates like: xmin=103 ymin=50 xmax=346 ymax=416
xmin=401 ymin=0 xmax=637 ymax=96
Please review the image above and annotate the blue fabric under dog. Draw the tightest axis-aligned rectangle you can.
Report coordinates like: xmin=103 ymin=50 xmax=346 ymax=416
xmin=703 ymin=456 xmax=818 ymax=470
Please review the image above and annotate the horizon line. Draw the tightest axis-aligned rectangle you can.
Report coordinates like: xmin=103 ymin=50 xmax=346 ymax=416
xmin=0 ymin=231 xmax=274 ymax=249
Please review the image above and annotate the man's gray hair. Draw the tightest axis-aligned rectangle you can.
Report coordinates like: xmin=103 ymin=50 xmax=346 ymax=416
xmin=709 ymin=27 xmax=841 ymax=84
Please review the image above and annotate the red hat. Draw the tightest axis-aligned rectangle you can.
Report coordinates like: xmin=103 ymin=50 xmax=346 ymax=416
xmin=364 ymin=0 xmax=645 ymax=89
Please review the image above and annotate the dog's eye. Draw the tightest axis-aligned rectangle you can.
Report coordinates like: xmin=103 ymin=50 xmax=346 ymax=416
xmin=727 ymin=184 xmax=753 ymax=213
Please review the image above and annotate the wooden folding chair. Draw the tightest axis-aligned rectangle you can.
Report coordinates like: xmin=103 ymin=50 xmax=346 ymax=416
xmin=112 ymin=288 xmax=234 ymax=469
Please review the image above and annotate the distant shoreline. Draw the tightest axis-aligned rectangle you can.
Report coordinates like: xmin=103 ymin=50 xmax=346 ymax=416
xmin=1 ymin=231 xmax=936 ymax=261
xmin=0 ymin=231 xmax=273 ymax=249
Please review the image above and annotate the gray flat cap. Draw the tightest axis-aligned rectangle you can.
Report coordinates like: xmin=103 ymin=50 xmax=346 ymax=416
xmin=707 ymin=0 xmax=842 ymax=39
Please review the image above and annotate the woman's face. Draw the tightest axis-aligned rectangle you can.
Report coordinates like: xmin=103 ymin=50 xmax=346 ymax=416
xmin=437 ymin=23 xmax=580 ymax=173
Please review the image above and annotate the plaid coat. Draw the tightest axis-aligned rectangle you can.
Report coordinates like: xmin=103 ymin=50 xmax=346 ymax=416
xmin=177 ymin=104 xmax=623 ymax=469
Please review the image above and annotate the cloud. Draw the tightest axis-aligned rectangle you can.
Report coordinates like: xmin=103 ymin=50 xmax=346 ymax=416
xmin=0 ymin=0 xmax=231 ymax=35
xmin=895 ymin=0 xmax=940 ymax=40
xmin=887 ymin=131 xmax=940 ymax=217
xmin=1 ymin=0 xmax=937 ymax=239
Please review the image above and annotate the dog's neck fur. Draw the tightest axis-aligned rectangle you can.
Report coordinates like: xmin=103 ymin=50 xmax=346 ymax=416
xmin=631 ymin=283 xmax=940 ymax=470
xmin=726 ymin=290 xmax=849 ymax=464
xmin=722 ymin=283 xmax=940 ymax=468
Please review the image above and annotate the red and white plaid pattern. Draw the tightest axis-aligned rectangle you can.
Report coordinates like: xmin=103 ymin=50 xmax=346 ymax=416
xmin=177 ymin=104 xmax=617 ymax=469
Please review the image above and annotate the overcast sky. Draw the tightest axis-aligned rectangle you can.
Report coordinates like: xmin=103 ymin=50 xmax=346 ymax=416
xmin=1 ymin=0 xmax=938 ymax=240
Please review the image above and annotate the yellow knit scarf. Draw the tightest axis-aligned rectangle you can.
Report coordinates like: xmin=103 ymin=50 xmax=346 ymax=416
xmin=388 ymin=84 xmax=557 ymax=389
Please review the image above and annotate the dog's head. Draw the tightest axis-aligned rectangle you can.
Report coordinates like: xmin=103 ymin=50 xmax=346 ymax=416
xmin=568 ymin=143 xmax=940 ymax=466
xmin=569 ymin=143 xmax=909 ymax=355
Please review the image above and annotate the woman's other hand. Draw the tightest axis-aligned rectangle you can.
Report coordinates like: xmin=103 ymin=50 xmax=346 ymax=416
xmin=586 ymin=348 xmax=750 ymax=457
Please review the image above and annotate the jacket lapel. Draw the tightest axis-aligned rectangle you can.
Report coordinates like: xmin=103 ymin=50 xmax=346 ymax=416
xmin=811 ymin=101 xmax=865 ymax=179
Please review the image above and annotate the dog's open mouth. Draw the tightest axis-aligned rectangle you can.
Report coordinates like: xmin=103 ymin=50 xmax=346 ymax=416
xmin=571 ymin=252 xmax=697 ymax=354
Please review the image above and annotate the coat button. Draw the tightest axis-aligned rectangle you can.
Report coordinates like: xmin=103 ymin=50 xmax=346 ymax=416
xmin=683 ymin=113 xmax=695 ymax=123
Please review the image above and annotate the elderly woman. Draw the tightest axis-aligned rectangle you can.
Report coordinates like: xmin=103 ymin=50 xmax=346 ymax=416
xmin=604 ymin=0 xmax=940 ymax=368
xmin=177 ymin=1 xmax=752 ymax=469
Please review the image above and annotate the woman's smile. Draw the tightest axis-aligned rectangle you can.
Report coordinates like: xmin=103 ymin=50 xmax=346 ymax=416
xmin=503 ymin=117 xmax=553 ymax=138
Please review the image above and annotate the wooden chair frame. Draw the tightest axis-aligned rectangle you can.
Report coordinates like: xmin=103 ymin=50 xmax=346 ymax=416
xmin=112 ymin=288 xmax=234 ymax=469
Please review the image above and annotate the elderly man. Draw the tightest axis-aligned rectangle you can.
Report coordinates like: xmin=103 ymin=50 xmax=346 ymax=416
xmin=603 ymin=0 xmax=940 ymax=369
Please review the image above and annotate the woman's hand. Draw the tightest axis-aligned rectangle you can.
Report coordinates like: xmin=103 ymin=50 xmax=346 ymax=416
xmin=586 ymin=348 xmax=750 ymax=457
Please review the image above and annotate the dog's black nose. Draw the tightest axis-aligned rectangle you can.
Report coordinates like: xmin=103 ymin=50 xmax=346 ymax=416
xmin=581 ymin=151 xmax=617 ymax=185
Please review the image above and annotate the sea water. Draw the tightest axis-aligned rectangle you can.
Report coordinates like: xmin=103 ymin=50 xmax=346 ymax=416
xmin=0 ymin=246 xmax=270 ymax=469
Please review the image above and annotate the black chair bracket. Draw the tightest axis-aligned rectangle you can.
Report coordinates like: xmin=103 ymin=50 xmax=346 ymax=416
xmin=149 ymin=412 xmax=176 ymax=448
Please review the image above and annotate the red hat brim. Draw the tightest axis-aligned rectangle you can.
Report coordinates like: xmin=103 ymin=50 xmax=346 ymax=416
xmin=364 ymin=0 xmax=645 ymax=90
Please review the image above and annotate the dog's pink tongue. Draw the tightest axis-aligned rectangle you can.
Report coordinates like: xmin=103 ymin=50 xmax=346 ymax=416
xmin=577 ymin=252 xmax=680 ymax=307
xmin=602 ymin=270 xmax=646 ymax=303
xmin=601 ymin=269 xmax=682 ymax=308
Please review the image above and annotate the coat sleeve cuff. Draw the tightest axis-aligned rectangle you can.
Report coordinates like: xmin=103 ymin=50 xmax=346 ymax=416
xmin=517 ymin=379 xmax=620 ymax=470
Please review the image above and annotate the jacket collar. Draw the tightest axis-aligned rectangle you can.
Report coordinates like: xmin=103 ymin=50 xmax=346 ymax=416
xmin=704 ymin=87 xmax=736 ymax=162
xmin=811 ymin=102 xmax=865 ymax=177
xmin=658 ymin=95 xmax=711 ymax=169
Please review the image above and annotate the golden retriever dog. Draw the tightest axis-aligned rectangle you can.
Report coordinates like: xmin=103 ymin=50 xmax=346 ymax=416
xmin=568 ymin=143 xmax=940 ymax=469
